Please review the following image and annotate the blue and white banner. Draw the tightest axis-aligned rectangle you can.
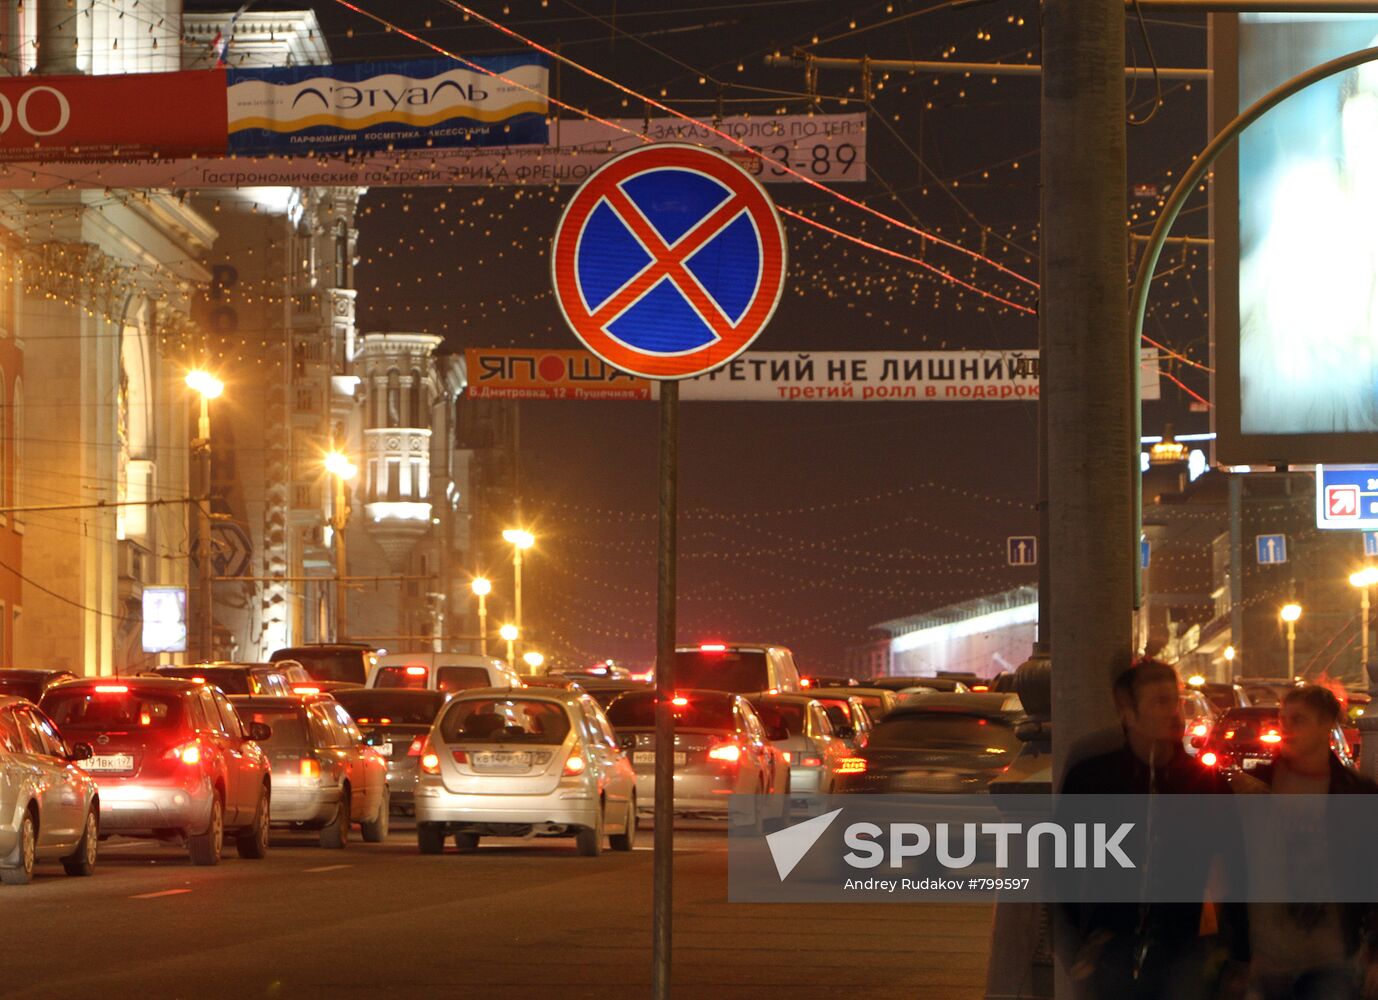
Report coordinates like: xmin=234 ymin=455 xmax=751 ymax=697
xmin=226 ymin=54 xmax=549 ymax=155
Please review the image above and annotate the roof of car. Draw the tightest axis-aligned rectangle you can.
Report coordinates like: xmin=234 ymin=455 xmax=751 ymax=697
xmin=442 ymin=685 xmax=587 ymax=706
xmin=609 ymin=687 xmax=740 ymax=702
xmin=808 ymin=685 xmax=893 ymax=698
xmin=884 ymin=692 xmax=1020 ymax=717
xmin=674 ymin=642 xmax=791 ymax=652
xmin=0 ymin=668 xmax=76 ymax=677
xmin=273 ymin=644 xmax=373 ymax=652
xmin=746 ymin=691 xmax=822 ymax=706
xmin=48 ymin=676 xmax=203 ymax=692
xmin=227 ymin=693 xmax=336 ymax=708
xmin=334 ymin=687 xmax=444 ymax=699
xmin=0 ymin=694 xmax=33 ymax=709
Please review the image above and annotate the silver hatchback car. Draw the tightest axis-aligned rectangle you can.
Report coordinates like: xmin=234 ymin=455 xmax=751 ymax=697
xmin=414 ymin=688 xmax=636 ymax=857
xmin=0 ymin=696 xmax=100 ymax=884
xmin=748 ymin=693 xmax=852 ymax=799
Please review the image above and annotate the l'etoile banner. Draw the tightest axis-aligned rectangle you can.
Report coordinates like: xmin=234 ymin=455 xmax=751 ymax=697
xmin=0 ymin=55 xmax=548 ymax=162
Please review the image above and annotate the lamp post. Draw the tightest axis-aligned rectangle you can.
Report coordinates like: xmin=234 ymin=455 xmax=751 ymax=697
xmin=471 ymin=577 xmax=492 ymax=656
xmin=1351 ymin=569 xmax=1378 ymax=682
xmin=502 ymin=528 xmax=535 ymax=653
xmin=1280 ymin=602 xmax=1303 ymax=681
xmin=499 ymin=623 xmax=519 ymax=671
xmin=324 ymin=451 xmax=357 ymax=641
xmin=185 ymin=370 xmax=223 ymax=661
xmin=522 ymin=650 xmax=545 ymax=675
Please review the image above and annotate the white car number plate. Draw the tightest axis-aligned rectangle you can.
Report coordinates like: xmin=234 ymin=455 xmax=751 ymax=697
xmin=475 ymin=751 xmax=530 ymax=768
xmin=1242 ymin=758 xmax=1264 ymax=770
xmin=83 ymin=754 xmax=133 ymax=772
xmin=374 ymin=743 xmax=393 ymax=757
xmin=634 ymin=751 xmax=686 ymax=766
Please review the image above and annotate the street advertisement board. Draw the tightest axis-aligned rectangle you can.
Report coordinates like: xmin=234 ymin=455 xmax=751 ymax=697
xmin=1213 ymin=14 xmax=1378 ymax=463
xmin=141 ymin=587 xmax=187 ymax=654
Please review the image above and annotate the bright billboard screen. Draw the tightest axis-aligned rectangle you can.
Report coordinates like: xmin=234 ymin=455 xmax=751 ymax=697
xmin=1213 ymin=14 xmax=1378 ymax=463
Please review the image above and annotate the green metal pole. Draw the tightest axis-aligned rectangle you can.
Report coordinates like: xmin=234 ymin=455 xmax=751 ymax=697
xmin=1128 ymin=44 xmax=1378 ymax=608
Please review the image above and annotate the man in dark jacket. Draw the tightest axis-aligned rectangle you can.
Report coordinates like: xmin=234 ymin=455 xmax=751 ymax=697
xmin=1060 ymin=659 xmax=1239 ymax=999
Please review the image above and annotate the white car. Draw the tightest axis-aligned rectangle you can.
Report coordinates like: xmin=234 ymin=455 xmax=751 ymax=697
xmin=414 ymin=689 xmax=636 ymax=856
xmin=368 ymin=653 xmax=521 ymax=694
xmin=0 ymin=696 xmax=100 ymax=884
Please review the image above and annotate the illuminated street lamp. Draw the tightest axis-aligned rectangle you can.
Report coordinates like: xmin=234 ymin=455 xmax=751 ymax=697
xmin=522 ymin=650 xmax=545 ymax=675
xmin=1351 ymin=568 xmax=1378 ymax=680
xmin=324 ymin=451 xmax=357 ymax=641
xmin=502 ymin=528 xmax=535 ymax=654
xmin=185 ymin=370 xmax=223 ymax=660
xmin=499 ymin=623 xmax=519 ymax=670
xmin=471 ymin=577 xmax=492 ymax=656
xmin=1280 ymin=602 xmax=1303 ymax=680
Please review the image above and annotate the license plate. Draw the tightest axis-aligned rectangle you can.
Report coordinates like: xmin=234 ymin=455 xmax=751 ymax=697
xmin=633 ymin=751 xmax=686 ymax=766
xmin=374 ymin=743 xmax=393 ymax=757
xmin=474 ymin=751 xmax=530 ymax=768
xmin=1242 ymin=758 xmax=1264 ymax=770
xmin=83 ymin=754 xmax=133 ymax=772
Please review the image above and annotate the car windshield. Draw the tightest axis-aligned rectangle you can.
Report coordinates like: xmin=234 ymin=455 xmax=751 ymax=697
xmin=334 ymin=690 xmax=446 ymax=725
xmin=156 ymin=668 xmax=249 ymax=694
xmin=439 ymin=698 xmax=571 ymax=744
xmin=1243 ymin=686 xmax=1287 ymax=708
xmin=273 ymin=649 xmax=368 ymax=685
xmin=868 ymin=713 xmax=1020 ymax=753
xmin=753 ymin=701 xmax=807 ymax=737
xmin=236 ymin=707 xmax=309 ymax=748
xmin=606 ymin=692 xmax=735 ymax=730
xmin=436 ymin=666 xmax=494 ymax=693
xmin=374 ymin=666 xmax=429 ymax=690
xmin=673 ymin=650 xmax=768 ymax=693
xmin=42 ymin=689 xmax=182 ymax=731
xmin=1200 ymin=686 xmax=1239 ymax=713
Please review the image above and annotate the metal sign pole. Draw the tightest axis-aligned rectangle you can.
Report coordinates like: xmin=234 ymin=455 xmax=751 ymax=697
xmin=651 ymin=379 xmax=679 ymax=1000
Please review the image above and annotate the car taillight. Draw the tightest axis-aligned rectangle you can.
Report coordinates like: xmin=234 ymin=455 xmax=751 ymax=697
xmin=1191 ymin=723 xmax=1209 ymax=737
xmin=300 ymin=758 xmax=321 ymax=780
xmin=972 ymin=685 xmax=990 ymax=692
xmin=671 ymin=696 xmax=689 ymax=707
xmin=164 ymin=742 xmax=201 ymax=765
xmin=563 ymin=754 xmax=587 ymax=776
xmin=451 ymin=750 xmax=468 ymax=764
xmin=781 ymin=751 xmax=792 ymax=764
xmin=834 ymin=757 xmax=867 ymax=774
xmin=407 ymin=737 xmax=425 ymax=757
xmin=800 ymin=678 xmax=811 ymax=688
xmin=699 ymin=643 xmax=726 ymax=653
xmin=294 ymin=686 xmax=320 ymax=696
xmin=419 ymin=739 xmax=440 ymax=775
xmin=94 ymin=684 xmax=128 ymax=694
xmin=1200 ymin=751 xmax=1218 ymax=767
xmin=1261 ymin=730 xmax=1282 ymax=744
xmin=405 ymin=665 xmax=427 ymax=677
xmin=708 ymin=743 xmax=741 ymax=764
xmin=1224 ymin=730 xmax=1236 ymax=740
xmin=801 ymin=756 xmax=822 ymax=768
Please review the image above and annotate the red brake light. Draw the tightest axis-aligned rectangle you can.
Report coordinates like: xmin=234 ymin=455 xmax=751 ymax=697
xmin=563 ymin=754 xmax=587 ymax=775
xmin=972 ymin=685 xmax=990 ymax=692
xmin=1192 ymin=723 xmax=1209 ymax=737
xmin=300 ymin=758 xmax=320 ymax=780
xmin=977 ymin=718 xmax=988 ymax=726
xmin=834 ymin=757 xmax=867 ymax=774
xmin=801 ymin=756 xmax=822 ymax=768
xmin=708 ymin=743 xmax=741 ymax=764
xmin=671 ymin=696 xmax=689 ymax=707
xmin=800 ymin=678 xmax=811 ymax=688
xmin=94 ymin=684 xmax=128 ymax=694
xmin=1261 ymin=730 xmax=1282 ymax=744
xmin=699 ymin=644 xmax=726 ymax=653
xmin=781 ymin=751 xmax=792 ymax=764
xmin=165 ymin=741 xmax=201 ymax=765
xmin=1200 ymin=751 xmax=1218 ymax=767
xmin=420 ymin=752 xmax=440 ymax=774
xmin=191 ymin=677 xmax=206 ymax=685
xmin=294 ymin=686 xmax=320 ymax=696
xmin=1224 ymin=730 xmax=1236 ymax=740
xmin=405 ymin=666 xmax=427 ymax=677
xmin=407 ymin=737 xmax=425 ymax=757
xmin=451 ymin=750 xmax=468 ymax=763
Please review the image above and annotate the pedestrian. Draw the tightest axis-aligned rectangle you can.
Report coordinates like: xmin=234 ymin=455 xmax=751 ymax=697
xmin=1228 ymin=684 xmax=1378 ymax=1000
xmin=1059 ymin=658 xmax=1244 ymax=1000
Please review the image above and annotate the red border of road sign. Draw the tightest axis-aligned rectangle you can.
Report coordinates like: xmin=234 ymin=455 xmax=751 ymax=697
xmin=551 ymin=143 xmax=787 ymax=380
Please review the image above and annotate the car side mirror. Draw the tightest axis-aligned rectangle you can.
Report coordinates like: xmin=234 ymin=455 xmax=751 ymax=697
xmin=767 ymin=725 xmax=790 ymax=742
xmin=247 ymin=721 xmax=272 ymax=742
xmin=69 ymin=742 xmax=92 ymax=762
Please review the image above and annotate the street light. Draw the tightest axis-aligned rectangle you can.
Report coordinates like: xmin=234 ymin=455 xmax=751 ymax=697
xmin=324 ymin=451 xmax=357 ymax=641
xmin=1351 ymin=568 xmax=1378 ymax=681
xmin=522 ymin=650 xmax=545 ymax=675
xmin=499 ymin=623 xmax=519 ymax=669
xmin=471 ymin=577 xmax=492 ymax=656
xmin=1280 ymin=602 xmax=1303 ymax=680
xmin=502 ymin=528 xmax=535 ymax=654
xmin=185 ymin=370 xmax=223 ymax=660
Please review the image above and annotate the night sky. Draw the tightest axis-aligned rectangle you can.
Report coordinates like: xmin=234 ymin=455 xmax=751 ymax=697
xmin=195 ymin=1 xmax=1212 ymax=671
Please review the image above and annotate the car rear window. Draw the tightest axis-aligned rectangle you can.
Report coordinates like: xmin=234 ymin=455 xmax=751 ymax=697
xmin=155 ymin=668 xmax=250 ymax=694
xmin=869 ymin=714 xmax=1019 ymax=753
xmin=374 ymin=666 xmax=429 ymax=689
xmin=237 ymin=707 xmax=309 ymax=748
xmin=753 ymin=701 xmax=807 ymax=737
xmin=673 ymin=650 xmax=768 ymax=693
xmin=439 ymin=698 xmax=571 ymax=744
xmin=605 ymin=692 xmax=735 ymax=731
xmin=436 ymin=666 xmax=493 ymax=693
xmin=334 ymin=690 xmax=445 ymax=725
xmin=42 ymin=689 xmax=182 ymax=731
xmin=273 ymin=649 xmax=368 ymax=685
xmin=0 ymin=678 xmax=43 ymax=702
xmin=816 ymin=698 xmax=854 ymax=722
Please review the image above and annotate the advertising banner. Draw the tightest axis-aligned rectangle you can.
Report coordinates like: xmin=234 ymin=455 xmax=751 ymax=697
xmin=0 ymin=112 xmax=862 ymax=190
xmin=225 ymin=55 xmax=549 ymax=155
xmin=464 ymin=348 xmax=1162 ymax=401
xmin=1213 ymin=14 xmax=1378 ymax=463
xmin=0 ymin=69 xmax=227 ymax=162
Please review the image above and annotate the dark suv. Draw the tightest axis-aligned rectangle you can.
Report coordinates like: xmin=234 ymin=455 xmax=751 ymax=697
xmin=148 ymin=663 xmax=292 ymax=697
xmin=40 ymin=678 xmax=273 ymax=865
xmin=270 ymin=644 xmax=377 ymax=687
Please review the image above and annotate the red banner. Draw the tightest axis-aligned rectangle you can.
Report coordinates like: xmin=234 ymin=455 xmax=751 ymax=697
xmin=0 ymin=69 xmax=228 ymax=161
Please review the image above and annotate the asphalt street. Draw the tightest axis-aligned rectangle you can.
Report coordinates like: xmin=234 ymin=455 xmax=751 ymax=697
xmin=4 ymin=821 xmax=993 ymax=1000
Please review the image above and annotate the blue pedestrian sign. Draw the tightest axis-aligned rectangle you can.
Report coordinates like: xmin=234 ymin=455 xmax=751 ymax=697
xmin=1316 ymin=465 xmax=1378 ymax=531
xmin=1256 ymin=534 xmax=1287 ymax=565
xmin=1366 ymin=532 xmax=1378 ymax=558
xmin=1007 ymin=536 xmax=1037 ymax=567
xmin=1141 ymin=538 xmax=1151 ymax=569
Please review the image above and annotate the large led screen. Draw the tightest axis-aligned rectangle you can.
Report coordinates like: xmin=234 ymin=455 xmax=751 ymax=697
xmin=1213 ymin=14 xmax=1378 ymax=463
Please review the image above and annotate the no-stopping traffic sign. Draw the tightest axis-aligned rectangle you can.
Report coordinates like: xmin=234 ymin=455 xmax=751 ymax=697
xmin=551 ymin=142 xmax=787 ymax=380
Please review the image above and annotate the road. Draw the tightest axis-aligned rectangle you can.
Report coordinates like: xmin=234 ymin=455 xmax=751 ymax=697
xmin=5 ymin=822 xmax=992 ymax=1000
